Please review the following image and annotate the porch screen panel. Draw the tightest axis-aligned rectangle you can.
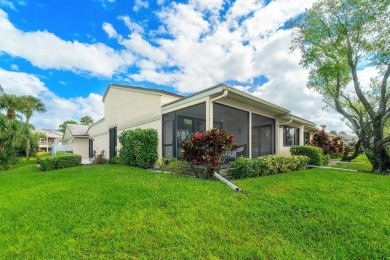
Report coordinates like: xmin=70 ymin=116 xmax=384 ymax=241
xmin=213 ymin=103 xmax=249 ymax=157
xmin=176 ymin=102 xmax=206 ymax=158
xmin=252 ymin=113 xmax=275 ymax=157
xmin=162 ymin=112 xmax=175 ymax=159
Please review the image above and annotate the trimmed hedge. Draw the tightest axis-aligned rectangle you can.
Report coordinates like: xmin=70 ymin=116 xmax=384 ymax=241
xmin=36 ymin=152 xmax=50 ymax=163
xmin=290 ymin=145 xmax=323 ymax=166
xmin=228 ymin=155 xmax=310 ymax=179
xmin=40 ymin=154 xmax=81 ymax=171
xmin=119 ymin=128 xmax=158 ymax=169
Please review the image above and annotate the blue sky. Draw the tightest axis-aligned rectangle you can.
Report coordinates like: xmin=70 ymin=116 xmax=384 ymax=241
xmin=0 ymin=0 xmax=362 ymax=133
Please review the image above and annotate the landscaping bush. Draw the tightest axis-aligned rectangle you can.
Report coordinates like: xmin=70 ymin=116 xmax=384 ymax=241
xmin=290 ymin=145 xmax=323 ymax=166
xmin=182 ymin=128 xmax=238 ymax=178
xmin=55 ymin=151 xmax=73 ymax=155
xmin=107 ymin=156 xmax=124 ymax=165
xmin=40 ymin=154 xmax=81 ymax=171
xmin=36 ymin=151 xmax=50 ymax=163
xmin=40 ymin=156 xmax=56 ymax=171
xmin=119 ymin=128 xmax=158 ymax=169
xmin=55 ymin=154 xmax=81 ymax=169
xmin=157 ymin=157 xmax=187 ymax=174
xmin=311 ymin=125 xmax=344 ymax=155
xmin=228 ymin=155 xmax=310 ymax=179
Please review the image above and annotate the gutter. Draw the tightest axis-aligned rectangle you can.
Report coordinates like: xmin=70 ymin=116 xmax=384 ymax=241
xmin=209 ymin=89 xmax=228 ymax=129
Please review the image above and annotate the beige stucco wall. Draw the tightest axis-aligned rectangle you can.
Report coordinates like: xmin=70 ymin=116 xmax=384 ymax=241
xmin=104 ymin=87 xmax=163 ymax=128
xmin=88 ymin=87 xmax=175 ymax=159
xmin=72 ymin=138 xmax=90 ymax=159
xmin=88 ymin=119 xmax=109 ymax=156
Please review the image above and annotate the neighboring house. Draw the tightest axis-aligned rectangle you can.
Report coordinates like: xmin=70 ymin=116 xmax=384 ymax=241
xmin=33 ymin=129 xmax=63 ymax=152
xmin=89 ymin=83 xmax=318 ymax=160
xmin=63 ymin=124 xmax=90 ymax=159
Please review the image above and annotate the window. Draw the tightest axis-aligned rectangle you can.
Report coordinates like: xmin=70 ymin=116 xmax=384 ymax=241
xmin=283 ymin=126 xmax=299 ymax=146
xmin=304 ymin=131 xmax=310 ymax=145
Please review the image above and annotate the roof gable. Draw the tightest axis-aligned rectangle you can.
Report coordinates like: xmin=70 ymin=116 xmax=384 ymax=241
xmin=102 ymin=84 xmax=183 ymax=102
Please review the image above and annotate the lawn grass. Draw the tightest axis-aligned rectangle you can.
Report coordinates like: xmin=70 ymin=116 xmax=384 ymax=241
xmin=333 ymin=154 xmax=373 ymax=172
xmin=0 ymin=159 xmax=389 ymax=258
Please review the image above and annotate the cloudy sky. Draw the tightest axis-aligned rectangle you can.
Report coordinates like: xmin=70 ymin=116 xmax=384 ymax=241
xmin=0 ymin=0 xmax=359 ymax=133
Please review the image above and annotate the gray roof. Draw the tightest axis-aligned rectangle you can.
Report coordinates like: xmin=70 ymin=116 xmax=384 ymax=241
xmin=67 ymin=124 xmax=89 ymax=136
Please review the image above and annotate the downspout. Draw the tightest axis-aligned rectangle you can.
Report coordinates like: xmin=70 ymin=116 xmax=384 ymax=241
xmin=209 ymin=89 xmax=228 ymax=129
xmin=279 ymin=117 xmax=292 ymax=126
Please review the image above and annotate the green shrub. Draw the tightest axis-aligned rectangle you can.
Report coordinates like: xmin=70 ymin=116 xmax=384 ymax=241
xmin=36 ymin=151 xmax=50 ymax=163
xmin=157 ymin=157 xmax=187 ymax=174
xmin=40 ymin=156 xmax=56 ymax=171
xmin=119 ymin=128 xmax=158 ymax=169
xmin=56 ymin=151 xmax=73 ymax=155
xmin=40 ymin=154 xmax=81 ymax=171
xmin=107 ymin=156 xmax=124 ymax=165
xmin=55 ymin=154 xmax=81 ymax=169
xmin=290 ymin=145 xmax=323 ymax=166
xmin=228 ymin=155 xmax=310 ymax=179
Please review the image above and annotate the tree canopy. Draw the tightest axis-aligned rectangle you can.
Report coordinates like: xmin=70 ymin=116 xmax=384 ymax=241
xmin=59 ymin=120 xmax=78 ymax=133
xmin=292 ymin=0 xmax=390 ymax=173
xmin=80 ymin=116 xmax=93 ymax=125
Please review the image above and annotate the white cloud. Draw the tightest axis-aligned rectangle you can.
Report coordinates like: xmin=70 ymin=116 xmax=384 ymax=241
xmin=118 ymin=15 xmax=144 ymax=34
xmin=0 ymin=9 xmax=134 ymax=77
xmin=10 ymin=64 xmax=18 ymax=71
xmin=119 ymin=0 xmax=350 ymax=132
xmin=0 ymin=0 xmax=16 ymax=10
xmin=102 ymin=22 xmax=118 ymax=39
xmin=0 ymin=68 xmax=104 ymax=129
xmin=133 ymin=0 xmax=149 ymax=12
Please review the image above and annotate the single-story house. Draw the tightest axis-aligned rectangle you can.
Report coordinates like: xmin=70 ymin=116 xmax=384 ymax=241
xmin=88 ymin=83 xmax=318 ymax=161
xmin=63 ymin=124 xmax=90 ymax=159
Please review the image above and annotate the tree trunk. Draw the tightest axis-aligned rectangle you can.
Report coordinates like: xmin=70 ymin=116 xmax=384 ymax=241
xmin=26 ymin=117 xmax=30 ymax=161
xmin=365 ymin=120 xmax=390 ymax=174
xmin=7 ymin=110 xmax=15 ymax=120
xmin=341 ymin=139 xmax=362 ymax=162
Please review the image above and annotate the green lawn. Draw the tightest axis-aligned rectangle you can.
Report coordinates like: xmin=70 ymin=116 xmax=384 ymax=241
xmin=333 ymin=154 xmax=373 ymax=172
xmin=0 ymin=160 xmax=389 ymax=259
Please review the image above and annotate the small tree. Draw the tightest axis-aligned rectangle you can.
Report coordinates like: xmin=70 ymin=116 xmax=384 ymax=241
xmin=311 ymin=125 xmax=344 ymax=156
xmin=182 ymin=128 xmax=238 ymax=178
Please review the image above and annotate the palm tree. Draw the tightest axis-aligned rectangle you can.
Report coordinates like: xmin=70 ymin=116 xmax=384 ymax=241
xmin=80 ymin=116 xmax=94 ymax=125
xmin=0 ymin=94 xmax=23 ymax=120
xmin=20 ymin=95 xmax=46 ymax=160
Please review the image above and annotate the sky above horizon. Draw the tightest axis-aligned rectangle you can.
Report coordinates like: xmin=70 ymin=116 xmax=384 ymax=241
xmin=0 ymin=0 xmax=370 ymax=134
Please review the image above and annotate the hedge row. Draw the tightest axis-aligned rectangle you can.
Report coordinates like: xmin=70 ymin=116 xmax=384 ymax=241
xmin=290 ymin=145 xmax=327 ymax=166
xmin=40 ymin=154 xmax=81 ymax=171
xmin=228 ymin=155 xmax=310 ymax=179
xmin=36 ymin=152 xmax=50 ymax=163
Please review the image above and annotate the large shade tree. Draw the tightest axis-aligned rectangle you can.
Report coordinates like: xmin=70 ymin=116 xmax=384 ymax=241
xmin=20 ymin=95 xmax=46 ymax=160
xmin=292 ymin=0 xmax=390 ymax=173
